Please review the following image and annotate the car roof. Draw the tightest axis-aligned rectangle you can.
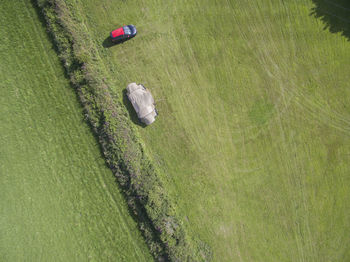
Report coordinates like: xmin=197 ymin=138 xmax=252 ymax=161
xmin=111 ymin=27 xmax=124 ymax=38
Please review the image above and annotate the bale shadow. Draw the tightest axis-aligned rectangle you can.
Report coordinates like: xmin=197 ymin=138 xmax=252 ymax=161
xmin=122 ymin=89 xmax=147 ymax=128
xmin=311 ymin=0 xmax=350 ymax=40
xmin=102 ymin=36 xmax=127 ymax=48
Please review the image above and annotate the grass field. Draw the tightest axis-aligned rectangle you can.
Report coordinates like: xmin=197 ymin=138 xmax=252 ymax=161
xmin=64 ymin=0 xmax=350 ymax=261
xmin=0 ymin=1 xmax=152 ymax=261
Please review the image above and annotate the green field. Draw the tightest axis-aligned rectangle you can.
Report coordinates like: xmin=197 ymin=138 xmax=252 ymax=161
xmin=0 ymin=1 xmax=152 ymax=261
xmin=2 ymin=0 xmax=350 ymax=261
xmin=66 ymin=0 xmax=350 ymax=261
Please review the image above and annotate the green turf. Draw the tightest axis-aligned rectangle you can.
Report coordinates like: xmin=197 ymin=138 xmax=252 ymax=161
xmin=65 ymin=0 xmax=350 ymax=260
xmin=0 ymin=1 xmax=152 ymax=261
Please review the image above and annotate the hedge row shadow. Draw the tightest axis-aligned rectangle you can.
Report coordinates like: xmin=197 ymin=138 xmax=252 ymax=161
xmin=311 ymin=0 xmax=350 ymax=41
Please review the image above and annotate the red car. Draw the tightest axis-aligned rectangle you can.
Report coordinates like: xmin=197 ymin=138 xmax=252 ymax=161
xmin=110 ymin=25 xmax=137 ymax=42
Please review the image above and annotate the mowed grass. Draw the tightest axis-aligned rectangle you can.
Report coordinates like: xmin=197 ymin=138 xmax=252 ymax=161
xmin=0 ymin=1 xmax=152 ymax=261
xmin=56 ymin=0 xmax=349 ymax=261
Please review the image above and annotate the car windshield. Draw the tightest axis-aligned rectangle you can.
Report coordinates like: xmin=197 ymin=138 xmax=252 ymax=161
xmin=123 ymin=26 xmax=131 ymax=35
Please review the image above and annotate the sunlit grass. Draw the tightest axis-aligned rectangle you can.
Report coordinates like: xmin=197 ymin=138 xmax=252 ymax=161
xmin=0 ymin=1 xmax=151 ymax=261
xmin=32 ymin=0 xmax=350 ymax=261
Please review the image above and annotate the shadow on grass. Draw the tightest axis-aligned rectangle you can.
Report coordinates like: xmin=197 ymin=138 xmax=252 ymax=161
xmin=122 ymin=89 xmax=147 ymax=128
xmin=311 ymin=0 xmax=350 ymax=40
xmin=102 ymin=36 xmax=128 ymax=48
xmin=30 ymin=0 xmax=72 ymax=80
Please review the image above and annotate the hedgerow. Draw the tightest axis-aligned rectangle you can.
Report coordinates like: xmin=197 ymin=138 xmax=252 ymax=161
xmin=34 ymin=0 xmax=211 ymax=261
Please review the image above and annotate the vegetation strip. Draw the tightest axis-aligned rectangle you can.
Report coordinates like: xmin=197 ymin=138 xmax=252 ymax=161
xmin=34 ymin=0 xmax=211 ymax=260
xmin=0 ymin=1 xmax=151 ymax=259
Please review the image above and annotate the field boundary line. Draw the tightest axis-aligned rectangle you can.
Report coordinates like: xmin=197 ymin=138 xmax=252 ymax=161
xmin=34 ymin=0 xmax=212 ymax=261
